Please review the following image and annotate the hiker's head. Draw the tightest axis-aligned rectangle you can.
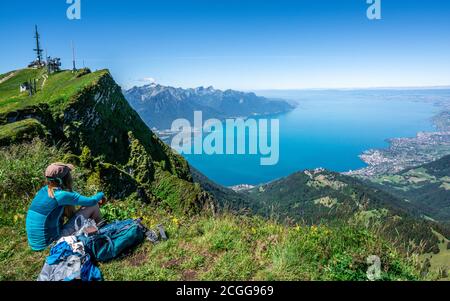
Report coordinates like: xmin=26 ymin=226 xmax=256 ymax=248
xmin=45 ymin=163 xmax=74 ymax=197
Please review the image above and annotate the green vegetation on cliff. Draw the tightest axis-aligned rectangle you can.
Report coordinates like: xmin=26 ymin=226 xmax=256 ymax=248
xmin=0 ymin=118 xmax=48 ymax=146
xmin=0 ymin=68 xmax=208 ymax=213
xmin=0 ymin=140 xmax=424 ymax=281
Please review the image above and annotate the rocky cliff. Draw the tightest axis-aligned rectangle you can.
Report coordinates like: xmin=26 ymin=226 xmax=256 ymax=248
xmin=0 ymin=68 xmax=213 ymax=213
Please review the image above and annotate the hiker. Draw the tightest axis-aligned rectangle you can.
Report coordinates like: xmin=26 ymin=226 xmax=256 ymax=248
xmin=26 ymin=163 xmax=107 ymax=251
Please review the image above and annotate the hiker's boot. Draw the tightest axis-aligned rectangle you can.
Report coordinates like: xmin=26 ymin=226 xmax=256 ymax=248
xmin=157 ymin=224 xmax=168 ymax=241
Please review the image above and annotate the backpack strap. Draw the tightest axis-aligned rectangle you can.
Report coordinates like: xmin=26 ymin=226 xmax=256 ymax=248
xmin=144 ymin=229 xmax=159 ymax=243
xmin=90 ymin=234 xmax=115 ymax=259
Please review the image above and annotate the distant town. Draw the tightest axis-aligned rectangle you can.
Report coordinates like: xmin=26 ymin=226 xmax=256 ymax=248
xmin=347 ymin=107 xmax=450 ymax=177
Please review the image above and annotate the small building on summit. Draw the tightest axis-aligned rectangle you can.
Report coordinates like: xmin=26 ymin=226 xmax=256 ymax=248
xmin=20 ymin=82 xmax=31 ymax=93
xmin=47 ymin=57 xmax=62 ymax=74
xmin=28 ymin=60 xmax=46 ymax=69
xmin=20 ymin=80 xmax=37 ymax=96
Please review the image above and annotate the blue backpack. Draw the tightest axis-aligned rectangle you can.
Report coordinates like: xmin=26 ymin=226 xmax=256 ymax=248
xmin=78 ymin=219 xmax=146 ymax=262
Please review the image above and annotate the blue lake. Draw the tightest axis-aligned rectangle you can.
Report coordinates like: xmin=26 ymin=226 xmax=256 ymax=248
xmin=184 ymin=89 xmax=448 ymax=186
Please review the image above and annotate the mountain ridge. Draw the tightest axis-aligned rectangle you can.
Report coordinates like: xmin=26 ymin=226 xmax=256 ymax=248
xmin=192 ymin=162 xmax=450 ymax=254
xmin=124 ymin=83 xmax=294 ymax=130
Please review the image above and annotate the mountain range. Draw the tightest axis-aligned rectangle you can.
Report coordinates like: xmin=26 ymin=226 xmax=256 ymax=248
xmin=124 ymin=84 xmax=294 ymax=130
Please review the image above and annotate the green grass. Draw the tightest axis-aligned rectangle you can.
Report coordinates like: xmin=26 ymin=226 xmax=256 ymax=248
xmin=0 ymin=69 xmax=44 ymax=111
xmin=372 ymin=170 xmax=437 ymax=189
xmin=0 ymin=71 xmax=15 ymax=82
xmin=0 ymin=203 xmax=422 ymax=281
xmin=0 ymin=68 xmax=107 ymax=115
xmin=0 ymin=140 xmax=425 ymax=281
xmin=0 ymin=119 xmax=47 ymax=146
xmin=420 ymin=231 xmax=450 ymax=280
xmin=99 ymin=211 xmax=421 ymax=281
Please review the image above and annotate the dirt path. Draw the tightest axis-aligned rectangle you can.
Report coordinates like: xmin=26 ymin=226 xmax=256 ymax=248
xmin=41 ymin=74 xmax=48 ymax=89
xmin=0 ymin=71 xmax=16 ymax=84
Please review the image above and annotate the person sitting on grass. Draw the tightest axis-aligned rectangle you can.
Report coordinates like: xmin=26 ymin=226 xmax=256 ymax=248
xmin=26 ymin=163 xmax=106 ymax=251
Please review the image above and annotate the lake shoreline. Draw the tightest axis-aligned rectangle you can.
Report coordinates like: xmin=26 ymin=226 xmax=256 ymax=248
xmin=175 ymin=90 xmax=449 ymax=186
xmin=346 ymin=106 xmax=450 ymax=178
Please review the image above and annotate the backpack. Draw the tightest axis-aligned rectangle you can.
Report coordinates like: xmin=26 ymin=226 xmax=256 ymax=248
xmin=78 ymin=219 xmax=145 ymax=262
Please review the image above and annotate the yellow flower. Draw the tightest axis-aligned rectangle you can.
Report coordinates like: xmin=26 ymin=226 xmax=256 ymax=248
xmin=13 ymin=214 xmax=24 ymax=223
xmin=251 ymin=227 xmax=257 ymax=234
xmin=172 ymin=217 xmax=179 ymax=225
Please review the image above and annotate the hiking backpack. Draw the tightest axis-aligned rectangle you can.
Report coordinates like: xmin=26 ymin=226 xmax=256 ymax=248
xmin=78 ymin=219 xmax=146 ymax=262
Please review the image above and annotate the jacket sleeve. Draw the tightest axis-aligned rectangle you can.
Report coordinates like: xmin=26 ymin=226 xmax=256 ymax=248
xmin=55 ymin=190 xmax=104 ymax=207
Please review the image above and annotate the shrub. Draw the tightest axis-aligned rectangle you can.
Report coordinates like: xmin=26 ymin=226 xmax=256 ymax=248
xmin=0 ymin=139 xmax=98 ymax=202
xmin=0 ymin=139 xmax=64 ymax=198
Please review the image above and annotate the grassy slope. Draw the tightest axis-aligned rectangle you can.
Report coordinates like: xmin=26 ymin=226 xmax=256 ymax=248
xmin=0 ymin=68 xmax=105 ymax=115
xmin=0 ymin=140 xmax=424 ymax=281
xmin=227 ymin=169 xmax=449 ymax=253
xmin=0 ymin=210 xmax=421 ymax=281
xmin=0 ymin=119 xmax=47 ymax=144
xmin=365 ymin=155 xmax=450 ymax=276
xmin=420 ymin=231 xmax=450 ymax=280
xmin=190 ymin=165 xmax=252 ymax=210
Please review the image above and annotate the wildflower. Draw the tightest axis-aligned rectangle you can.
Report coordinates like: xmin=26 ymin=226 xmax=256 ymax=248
xmin=13 ymin=214 xmax=24 ymax=223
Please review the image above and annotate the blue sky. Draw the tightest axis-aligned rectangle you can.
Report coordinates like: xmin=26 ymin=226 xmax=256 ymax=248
xmin=0 ymin=0 xmax=449 ymax=90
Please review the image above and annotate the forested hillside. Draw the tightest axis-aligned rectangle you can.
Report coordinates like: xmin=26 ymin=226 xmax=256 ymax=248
xmin=369 ymin=155 xmax=450 ymax=222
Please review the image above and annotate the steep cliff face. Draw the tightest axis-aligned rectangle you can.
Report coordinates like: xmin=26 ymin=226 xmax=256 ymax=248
xmin=0 ymin=68 xmax=212 ymax=213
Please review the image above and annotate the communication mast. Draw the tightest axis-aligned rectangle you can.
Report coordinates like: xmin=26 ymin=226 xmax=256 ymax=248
xmin=33 ymin=25 xmax=44 ymax=65
xmin=71 ymin=41 xmax=77 ymax=72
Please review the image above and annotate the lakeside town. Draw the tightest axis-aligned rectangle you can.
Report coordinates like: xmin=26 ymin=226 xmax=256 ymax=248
xmin=347 ymin=108 xmax=450 ymax=178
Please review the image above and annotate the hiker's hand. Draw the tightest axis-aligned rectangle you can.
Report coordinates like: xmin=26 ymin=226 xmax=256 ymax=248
xmin=99 ymin=196 xmax=108 ymax=206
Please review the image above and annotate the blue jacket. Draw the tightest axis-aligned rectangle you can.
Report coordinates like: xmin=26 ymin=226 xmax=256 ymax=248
xmin=26 ymin=186 xmax=104 ymax=251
